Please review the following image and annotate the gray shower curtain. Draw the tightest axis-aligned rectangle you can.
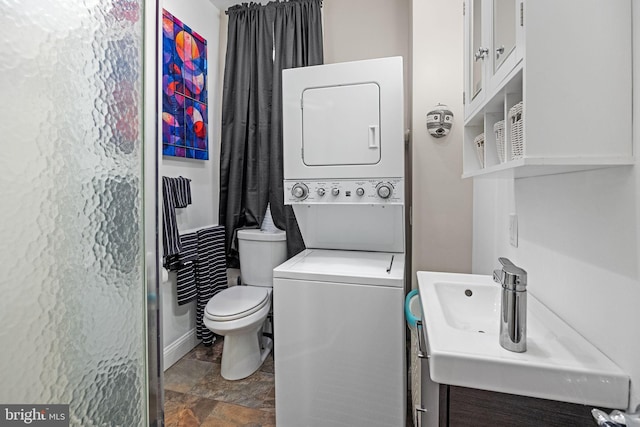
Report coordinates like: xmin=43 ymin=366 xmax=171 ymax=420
xmin=219 ymin=0 xmax=323 ymax=267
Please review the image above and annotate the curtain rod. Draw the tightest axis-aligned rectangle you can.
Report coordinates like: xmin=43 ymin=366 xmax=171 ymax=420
xmin=226 ymin=0 xmax=322 ymax=16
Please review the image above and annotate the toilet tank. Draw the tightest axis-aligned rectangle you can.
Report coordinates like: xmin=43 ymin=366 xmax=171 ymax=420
xmin=238 ymin=229 xmax=287 ymax=287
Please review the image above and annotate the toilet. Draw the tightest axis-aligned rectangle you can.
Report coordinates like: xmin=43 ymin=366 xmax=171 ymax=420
xmin=203 ymin=228 xmax=287 ymax=380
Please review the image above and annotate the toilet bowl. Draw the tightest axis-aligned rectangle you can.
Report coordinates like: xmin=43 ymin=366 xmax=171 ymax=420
xmin=203 ymin=228 xmax=287 ymax=380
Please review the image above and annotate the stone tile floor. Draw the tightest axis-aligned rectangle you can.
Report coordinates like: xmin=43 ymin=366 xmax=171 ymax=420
xmin=164 ymin=339 xmax=275 ymax=427
xmin=164 ymin=338 xmax=413 ymax=427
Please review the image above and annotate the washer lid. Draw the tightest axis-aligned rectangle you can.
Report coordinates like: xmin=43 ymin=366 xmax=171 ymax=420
xmin=205 ymin=286 xmax=270 ymax=321
xmin=273 ymin=249 xmax=405 ymax=288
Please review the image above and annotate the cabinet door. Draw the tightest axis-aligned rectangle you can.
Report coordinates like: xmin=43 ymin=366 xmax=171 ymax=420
xmin=464 ymin=0 xmax=489 ymax=118
xmin=420 ymin=359 xmax=441 ymax=426
xmin=418 ymin=319 xmax=440 ymax=427
xmin=488 ymin=0 xmax=523 ymax=90
xmin=445 ymin=385 xmax=611 ymax=427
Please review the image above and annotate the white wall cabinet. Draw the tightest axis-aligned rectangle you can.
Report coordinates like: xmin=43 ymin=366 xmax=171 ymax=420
xmin=463 ymin=0 xmax=632 ymax=178
xmin=464 ymin=0 xmax=523 ymax=119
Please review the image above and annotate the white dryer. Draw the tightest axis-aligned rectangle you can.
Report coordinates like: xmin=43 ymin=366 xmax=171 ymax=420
xmin=282 ymin=56 xmax=404 ymax=181
xmin=282 ymin=56 xmax=405 ymax=253
xmin=274 ymin=57 xmax=407 ymax=427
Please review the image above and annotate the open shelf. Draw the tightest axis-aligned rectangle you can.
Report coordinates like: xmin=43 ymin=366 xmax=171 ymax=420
xmin=462 ymin=156 xmax=635 ymax=179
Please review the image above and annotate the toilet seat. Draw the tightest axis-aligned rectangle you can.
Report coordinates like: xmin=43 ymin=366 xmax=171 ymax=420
xmin=205 ymin=286 xmax=270 ymax=321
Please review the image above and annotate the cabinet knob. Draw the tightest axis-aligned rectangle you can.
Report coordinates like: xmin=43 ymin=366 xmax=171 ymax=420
xmin=496 ymin=45 xmax=505 ymax=59
xmin=474 ymin=47 xmax=489 ymax=61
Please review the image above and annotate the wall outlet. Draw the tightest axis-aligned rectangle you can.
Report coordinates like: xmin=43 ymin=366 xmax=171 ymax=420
xmin=509 ymin=214 xmax=518 ymax=247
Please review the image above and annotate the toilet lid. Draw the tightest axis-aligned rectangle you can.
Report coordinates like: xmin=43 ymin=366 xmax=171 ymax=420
xmin=205 ymin=286 xmax=270 ymax=321
xmin=237 ymin=228 xmax=286 ymax=242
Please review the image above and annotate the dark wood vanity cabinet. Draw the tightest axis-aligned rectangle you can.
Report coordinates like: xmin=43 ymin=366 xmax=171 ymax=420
xmin=438 ymin=385 xmax=611 ymax=427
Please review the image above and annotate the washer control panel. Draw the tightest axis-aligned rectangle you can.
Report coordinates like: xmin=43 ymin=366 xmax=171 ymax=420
xmin=285 ymin=178 xmax=403 ymax=204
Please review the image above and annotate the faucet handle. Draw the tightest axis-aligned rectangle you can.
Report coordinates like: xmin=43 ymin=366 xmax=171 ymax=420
xmin=497 ymin=257 xmax=527 ymax=290
xmin=498 ymin=257 xmax=526 ymax=275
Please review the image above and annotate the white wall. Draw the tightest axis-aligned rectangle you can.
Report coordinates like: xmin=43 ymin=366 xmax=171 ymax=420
xmin=323 ymin=0 xmax=474 ymax=282
xmin=472 ymin=5 xmax=640 ymax=412
xmin=162 ymin=0 xmax=221 ymax=231
xmin=411 ymin=0 xmax=473 ymax=282
xmin=160 ymin=0 xmax=222 ymax=368
xmin=323 ymin=0 xmax=410 ymax=63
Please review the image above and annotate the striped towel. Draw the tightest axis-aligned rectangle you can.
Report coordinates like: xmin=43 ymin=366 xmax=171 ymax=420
xmin=174 ymin=225 xmax=228 ymax=346
xmin=170 ymin=232 xmax=198 ymax=305
xmin=174 ymin=177 xmax=192 ymax=207
xmin=195 ymin=226 xmax=228 ymax=346
xmin=162 ymin=176 xmax=192 ymax=265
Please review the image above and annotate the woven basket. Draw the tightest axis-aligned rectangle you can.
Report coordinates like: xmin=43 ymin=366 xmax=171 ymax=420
xmin=494 ymin=120 xmax=506 ymax=163
xmin=509 ymin=102 xmax=524 ymax=160
xmin=474 ymin=133 xmax=485 ymax=168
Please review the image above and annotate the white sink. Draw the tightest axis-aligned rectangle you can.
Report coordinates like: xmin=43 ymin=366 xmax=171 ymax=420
xmin=417 ymin=271 xmax=629 ymax=408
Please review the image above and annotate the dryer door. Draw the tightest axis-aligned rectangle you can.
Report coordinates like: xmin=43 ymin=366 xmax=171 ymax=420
xmin=302 ymin=83 xmax=381 ymax=166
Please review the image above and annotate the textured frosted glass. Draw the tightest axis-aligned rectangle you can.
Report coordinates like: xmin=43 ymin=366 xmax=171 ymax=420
xmin=0 ymin=1 xmax=147 ymax=426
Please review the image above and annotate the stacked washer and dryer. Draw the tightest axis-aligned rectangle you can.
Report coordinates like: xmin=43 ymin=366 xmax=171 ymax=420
xmin=273 ymin=57 xmax=407 ymax=427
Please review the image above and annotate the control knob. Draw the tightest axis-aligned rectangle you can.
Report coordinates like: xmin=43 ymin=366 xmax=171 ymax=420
xmin=331 ymin=188 xmax=340 ymax=196
xmin=376 ymin=183 xmax=393 ymax=199
xmin=317 ymin=188 xmax=326 ymax=197
xmin=291 ymin=183 xmax=308 ymax=200
xmin=356 ymin=187 xmax=365 ymax=197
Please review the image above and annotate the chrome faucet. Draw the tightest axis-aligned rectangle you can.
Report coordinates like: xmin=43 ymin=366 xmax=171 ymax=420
xmin=493 ymin=258 xmax=527 ymax=353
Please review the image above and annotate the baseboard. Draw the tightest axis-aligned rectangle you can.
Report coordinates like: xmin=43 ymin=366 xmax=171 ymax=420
xmin=163 ymin=329 xmax=199 ymax=370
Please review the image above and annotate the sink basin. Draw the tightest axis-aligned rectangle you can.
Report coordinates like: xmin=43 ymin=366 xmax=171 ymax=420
xmin=434 ymin=280 xmax=501 ymax=333
xmin=417 ymin=271 xmax=629 ymax=408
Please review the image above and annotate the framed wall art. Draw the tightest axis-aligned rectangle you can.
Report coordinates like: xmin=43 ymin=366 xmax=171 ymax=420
xmin=162 ymin=10 xmax=208 ymax=160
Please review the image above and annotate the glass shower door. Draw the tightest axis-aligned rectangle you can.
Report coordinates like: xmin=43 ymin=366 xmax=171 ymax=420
xmin=0 ymin=1 xmax=155 ymax=425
